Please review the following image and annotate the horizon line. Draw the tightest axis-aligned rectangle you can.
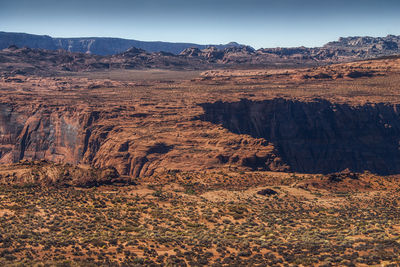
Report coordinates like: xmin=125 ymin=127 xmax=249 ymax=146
xmin=1 ymin=30 xmax=399 ymax=50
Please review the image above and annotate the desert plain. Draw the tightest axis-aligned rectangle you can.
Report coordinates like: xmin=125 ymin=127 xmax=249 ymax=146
xmin=1 ymin=49 xmax=400 ymax=266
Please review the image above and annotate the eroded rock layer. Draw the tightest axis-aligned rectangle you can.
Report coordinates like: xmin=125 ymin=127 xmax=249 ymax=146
xmin=0 ymin=98 xmax=285 ymax=178
xmin=2 ymin=56 xmax=400 ymax=179
xmin=200 ymin=99 xmax=400 ymax=174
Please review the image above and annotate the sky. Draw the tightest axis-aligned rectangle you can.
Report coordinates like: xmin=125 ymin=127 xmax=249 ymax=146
xmin=1 ymin=0 xmax=400 ymax=49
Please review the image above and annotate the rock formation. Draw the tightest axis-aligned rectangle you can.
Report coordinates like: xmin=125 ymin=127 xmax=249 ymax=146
xmin=200 ymin=99 xmax=400 ymax=175
xmin=1 ymin=41 xmax=400 ymax=181
xmin=2 ymin=31 xmax=400 ymax=67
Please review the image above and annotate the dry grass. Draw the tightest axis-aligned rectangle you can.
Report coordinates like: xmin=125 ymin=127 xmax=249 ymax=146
xmin=1 ymin=171 xmax=400 ymax=266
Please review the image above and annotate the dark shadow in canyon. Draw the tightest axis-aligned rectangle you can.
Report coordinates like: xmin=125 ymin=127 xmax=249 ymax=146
xmin=200 ymin=98 xmax=400 ymax=175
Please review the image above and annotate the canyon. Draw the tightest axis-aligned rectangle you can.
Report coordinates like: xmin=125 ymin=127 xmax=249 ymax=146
xmin=1 ymin=55 xmax=400 ymax=181
xmin=2 ymin=34 xmax=400 ymax=266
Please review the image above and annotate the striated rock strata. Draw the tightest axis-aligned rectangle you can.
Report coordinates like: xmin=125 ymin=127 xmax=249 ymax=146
xmin=200 ymin=99 xmax=400 ymax=175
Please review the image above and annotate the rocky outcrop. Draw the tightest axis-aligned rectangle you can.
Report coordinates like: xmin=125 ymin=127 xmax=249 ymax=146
xmin=0 ymin=105 xmax=131 ymax=176
xmin=0 ymin=161 xmax=123 ymax=187
xmin=200 ymin=99 xmax=400 ymax=175
xmin=325 ymin=35 xmax=400 ymax=51
xmin=256 ymin=35 xmax=400 ymax=63
xmin=179 ymin=45 xmax=255 ymax=63
xmin=0 ymin=104 xmax=86 ymax=164
xmin=0 ymin=46 xmax=106 ymax=75
xmin=0 ymin=98 xmax=287 ymax=178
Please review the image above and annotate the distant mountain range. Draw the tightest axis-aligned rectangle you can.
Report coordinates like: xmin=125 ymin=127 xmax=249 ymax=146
xmin=0 ymin=31 xmax=245 ymax=55
xmin=1 ymin=31 xmax=400 ymax=76
xmin=1 ymin=31 xmax=400 ymax=61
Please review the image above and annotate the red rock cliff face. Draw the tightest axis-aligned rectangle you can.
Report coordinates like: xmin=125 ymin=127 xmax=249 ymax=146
xmin=0 ymin=102 xmax=283 ymax=178
xmin=200 ymin=98 xmax=400 ymax=175
xmin=0 ymin=104 xmax=89 ymax=164
xmin=0 ymin=105 xmax=120 ymax=168
xmin=4 ymin=98 xmax=400 ymax=176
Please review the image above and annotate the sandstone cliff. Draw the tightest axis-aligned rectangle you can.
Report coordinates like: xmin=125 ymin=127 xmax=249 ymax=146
xmin=3 ymin=97 xmax=400 ymax=177
xmin=200 ymin=99 xmax=400 ymax=174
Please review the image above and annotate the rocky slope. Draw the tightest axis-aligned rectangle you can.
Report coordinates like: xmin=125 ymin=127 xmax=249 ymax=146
xmin=0 ymin=161 xmax=122 ymax=187
xmin=0 ymin=45 xmax=107 ymax=75
xmin=0 ymin=45 xmax=203 ymax=75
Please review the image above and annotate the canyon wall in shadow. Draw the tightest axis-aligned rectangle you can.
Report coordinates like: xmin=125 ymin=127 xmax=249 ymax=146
xmin=200 ymin=99 xmax=400 ymax=174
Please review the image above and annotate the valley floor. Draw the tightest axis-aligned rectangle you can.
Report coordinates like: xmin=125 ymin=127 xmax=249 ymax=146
xmin=1 ymin=171 xmax=400 ymax=266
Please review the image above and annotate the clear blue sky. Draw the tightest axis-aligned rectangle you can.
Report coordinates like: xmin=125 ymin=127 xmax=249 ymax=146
xmin=1 ymin=0 xmax=400 ymax=48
